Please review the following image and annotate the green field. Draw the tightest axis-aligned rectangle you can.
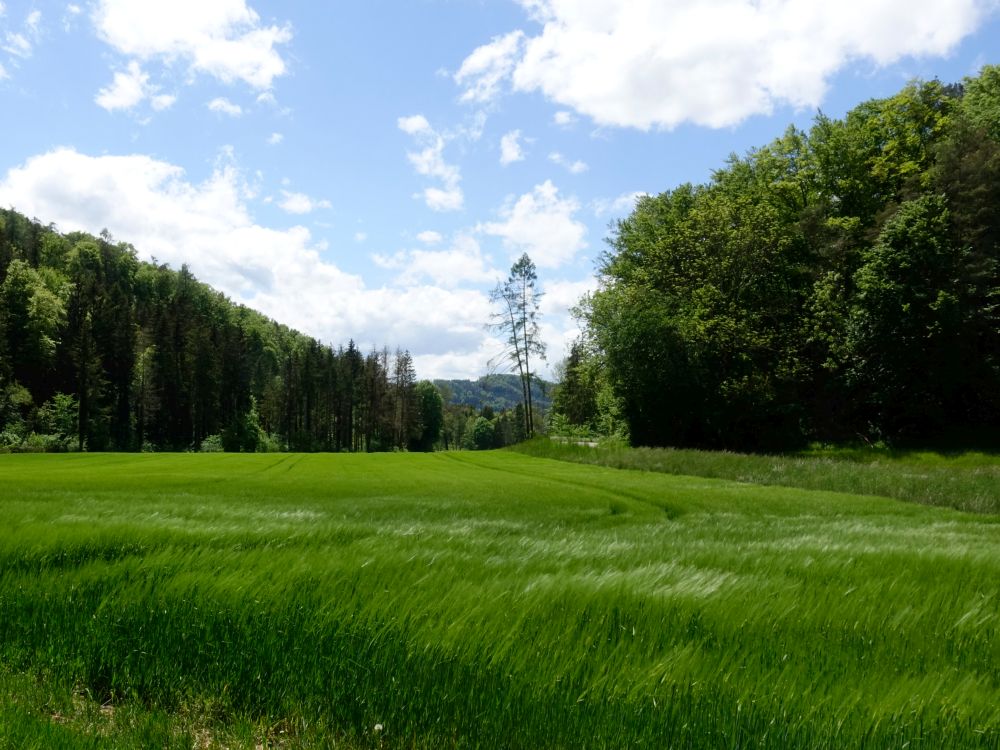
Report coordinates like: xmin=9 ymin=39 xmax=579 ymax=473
xmin=1 ymin=452 xmax=998 ymax=748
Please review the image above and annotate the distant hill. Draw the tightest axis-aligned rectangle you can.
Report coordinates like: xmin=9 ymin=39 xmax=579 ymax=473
xmin=435 ymin=374 xmax=553 ymax=413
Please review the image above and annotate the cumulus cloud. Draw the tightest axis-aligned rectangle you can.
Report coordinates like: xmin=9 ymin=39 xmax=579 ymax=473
xmin=553 ymin=110 xmax=576 ymax=126
xmin=539 ymin=276 xmax=599 ymax=361
xmin=500 ymin=129 xmax=526 ymax=165
xmin=278 ymin=189 xmax=331 ymax=215
xmin=95 ymin=60 xmax=176 ymax=112
xmin=397 ymin=114 xmax=464 ymax=212
xmin=479 ymin=180 xmax=587 ymax=269
xmin=374 ymin=234 xmax=500 ymax=288
xmin=267 ymin=131 xmax=283 ymax=145
xmin=93 ymin=0 xmax=291 ymax=91
xmin=416 ymin=230 xmax=442 ymax=245
xmin=456 ymin=0 xmax=995 ymax=129
xmin=548 ymin=151 xmax=588 ymax=174
xmin=207 ymin=96 xmax=243 ymax=116
xmin=454 ymin=30 xmax=524 ymax=103
xmin=0 ymin=147 xmax=503 ymax=379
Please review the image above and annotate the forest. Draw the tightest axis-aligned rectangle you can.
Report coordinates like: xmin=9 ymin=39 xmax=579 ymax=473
xmin=553 ymin=66 xmax=1000 ymax=450
xmin=0 ymin=213 xmax=444 ymax=453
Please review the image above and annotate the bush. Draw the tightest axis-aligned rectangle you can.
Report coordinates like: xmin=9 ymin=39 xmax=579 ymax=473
xmin=20 ymin=432 xmax=71 ymax=453
xmin=0 ymin=430 xmax=22 ymax=449
xmin=200 ymin=434 xmax=224 ymax=453
xmin=257 ymin=433 xmax=283 ymax=453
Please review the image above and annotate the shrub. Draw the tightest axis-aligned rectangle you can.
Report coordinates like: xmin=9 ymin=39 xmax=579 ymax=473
xmin=200 ymin=434 xmax=225 ymax=453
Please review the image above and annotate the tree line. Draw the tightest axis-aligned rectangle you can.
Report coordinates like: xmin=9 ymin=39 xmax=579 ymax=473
xmin=554 ymin=67 xmax=1000 ymax=450
xmin=0 ymin=212 xmax=443 ymax=452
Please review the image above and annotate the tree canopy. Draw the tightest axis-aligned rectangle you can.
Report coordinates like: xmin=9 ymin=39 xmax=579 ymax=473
xmin=0 ymin=211 xmax=432 ymax=453
xmin=571 ymin=69 xmax=1000 ymax=450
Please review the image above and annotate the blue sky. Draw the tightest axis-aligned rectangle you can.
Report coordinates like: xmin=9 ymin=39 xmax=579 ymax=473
xmin=1 ymin=0 xmax=998 ymax=379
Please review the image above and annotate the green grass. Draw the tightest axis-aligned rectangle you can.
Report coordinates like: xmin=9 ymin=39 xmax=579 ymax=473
xmin=514 ymin=438 xmax=1000 ymax=514
xmin=1 ymin=451 xmax=998 ymax=748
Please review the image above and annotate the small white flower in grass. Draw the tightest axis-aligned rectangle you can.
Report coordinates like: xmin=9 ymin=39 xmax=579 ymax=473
xmin=374 ymin=723 xmax=383 ymax=733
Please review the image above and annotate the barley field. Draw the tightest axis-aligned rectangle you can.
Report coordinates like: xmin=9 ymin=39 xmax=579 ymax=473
xmin=1 ymin=451 xmax=998 ymax=748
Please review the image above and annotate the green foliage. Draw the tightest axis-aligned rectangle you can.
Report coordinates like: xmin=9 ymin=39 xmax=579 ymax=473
xmin=468 ymin=415 xmax=495 ymax=450
xmin=848 ymin=195 xmax=965 ymax=436
xmin=0 ymin=453 xmax=998 ymax=747
xmin=550 ymin=341 xmax=597 ymax=428
xmin=222 ymin=396 xmax=264 ymax=452
xmin=584 ymin=69 xmax=1000 ymax=449
xmin=0 ymin=259 xmax=67 ymax=380
xmin=36 ymin=392 xmax=79 ymax=443
xmin=0 ymin=209 xmax=422 ymax=454
xmin=961 ymin=64 xmax=1000 ymax=141
xmin=412 ymin=381 xmax=443 ymax=452
xmin=199 ymin=434 xmax=225 ymax=452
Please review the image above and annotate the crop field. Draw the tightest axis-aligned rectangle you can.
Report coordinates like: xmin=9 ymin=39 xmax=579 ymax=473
xmin=1 ymin=451 xmax=998 ymax=748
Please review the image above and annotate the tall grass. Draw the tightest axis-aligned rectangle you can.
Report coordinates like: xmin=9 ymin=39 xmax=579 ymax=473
xmin=0 ymin=452 xmax=998 ymax=747
xmin=513 ymin=438 xmax=1000 ymax=514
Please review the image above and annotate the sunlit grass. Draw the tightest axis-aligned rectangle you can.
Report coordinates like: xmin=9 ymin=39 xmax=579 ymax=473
xmin=514 ymin=438 xmax=1000 ymax=514
xmin=1 ymin=451 xmax=998 ymax=747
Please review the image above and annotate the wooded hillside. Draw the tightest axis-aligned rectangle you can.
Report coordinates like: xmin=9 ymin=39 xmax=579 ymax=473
xmin=0 ymin=212 xmax=429 ymax=452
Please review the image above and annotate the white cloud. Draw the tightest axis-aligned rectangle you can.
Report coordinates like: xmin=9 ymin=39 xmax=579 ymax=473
xmin=354 ymin=231 xmax=367 ymax=243
xmin=422 ymin=186 xmax=464 ymax=212
xmin=456 ymin=0 xmax=995 ymax=129
xmin=413 ymin=337 xmax=507 ymax=381
xmin=94 ymin=60 xmax=177 ymax=113
xmin=267 ymin=131 xmax=284 ymax=145
xmin=151 ymin=93 xmax=176 ymax=110
xmin=207 ymin=96 xmax=243 ymax=116
xmin=454 ymin=30 xmax=524 ymax=103
xmin=398 ymin=114 xmax=431 ymax=135
xmin=500 ymin=129 xmax=525 ymax=165
xmin=553 ymin=110 xmax=576 ymax=126
xmin=541 ymin=277 xmax=597 ymax=318
xmin=0 ymin=147 xmax=502 ymax=379
xmin=398 ymin=114 xmax=464 ymax=212
xmin=2 ymin=32 xmax=30 ymax=57
xmin=548 ymin=151 xmax=588 ymax=174
xmin=278 ymin=189 xmax=331 ymax=215
xmin=0 ymin=7 xmax=43 ymax=65
xmin=62 ymin=4 xmax=82 ymax=31
xmin=592 ymin=190 xmax=647 ymax=217
xmin=479 ymin=180 xmax=587 ymax=269
xmin=416 ymin=230 xmax=442 ymax=245
xmin=374 ymin=234 xmax=500 ymax=288
xmin=0 ymin=62 xmax=7 ymax=80
xmin=93 ymin=0 xmax=292 ymax=90
xmin=538 ymin=277 xmax=600 ymax=363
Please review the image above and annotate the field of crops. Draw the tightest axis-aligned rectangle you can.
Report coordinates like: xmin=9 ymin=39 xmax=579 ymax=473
xmin=1 ymin=451 xmax=998 ymax=748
